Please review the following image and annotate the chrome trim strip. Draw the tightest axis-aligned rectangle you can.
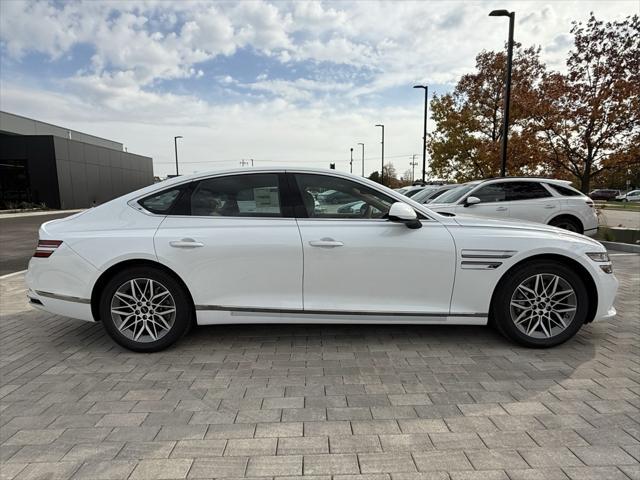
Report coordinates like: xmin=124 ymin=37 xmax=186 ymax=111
xmin=195 ymin=304 xmax=485 ymax=318
xmin=35 ymin=290 xmax=91 ymax=304
xmin=461 ymin=249 xmax=517 ymax=259
xmin=461 ymin=261 xmax=502 ymax=270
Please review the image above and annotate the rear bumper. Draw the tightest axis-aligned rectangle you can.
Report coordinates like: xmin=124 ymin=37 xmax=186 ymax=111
xmin=27 ymin=289 xmax=94 ymax=322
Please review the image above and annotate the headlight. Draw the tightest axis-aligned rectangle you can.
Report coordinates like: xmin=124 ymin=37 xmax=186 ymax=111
xmin=586 ymin=252 xmax=610 ymax=262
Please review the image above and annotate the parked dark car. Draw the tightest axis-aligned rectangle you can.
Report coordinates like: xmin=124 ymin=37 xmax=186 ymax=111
xmin=589 ymin=189 xmax=621 ymax=201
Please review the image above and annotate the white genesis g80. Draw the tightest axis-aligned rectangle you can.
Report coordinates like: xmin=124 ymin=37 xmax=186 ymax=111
xmin=26 ymin=168 xmax=618 ymax=352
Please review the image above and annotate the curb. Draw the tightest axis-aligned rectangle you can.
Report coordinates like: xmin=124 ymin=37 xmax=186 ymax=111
xmin=601 ymin=240 xmax=640 ymax=253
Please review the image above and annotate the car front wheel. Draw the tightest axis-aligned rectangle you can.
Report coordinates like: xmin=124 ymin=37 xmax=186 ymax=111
xmin=99 ymin=267 xmax=192 ymax=352
xmin=492 ymin=261 xmax=589 ymax=348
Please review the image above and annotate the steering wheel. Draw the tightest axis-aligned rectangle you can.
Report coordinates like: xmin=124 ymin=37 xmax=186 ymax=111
xmin=359 ymin=203 xmax=373 ymax=218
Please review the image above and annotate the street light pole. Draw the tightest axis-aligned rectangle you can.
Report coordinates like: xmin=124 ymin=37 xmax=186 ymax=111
xmin=489 ymin=9 xmax=515 ymax=177
xmin=173 ymin=136 xmax=183 ymax=176
xmin=375 ymin=124 xmax=384 ymax=185
xmin=413 ymin=85 xmax=428 ymax=183
xmin=350 ymin=148 xmax=354 ymax=174
xmin=357 ymin=143 xmax=365 ymax=177
xmin=410 ymin=154 xmax=418 ymax=183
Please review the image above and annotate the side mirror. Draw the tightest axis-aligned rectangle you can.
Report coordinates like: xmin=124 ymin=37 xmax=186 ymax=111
xmin=388 ymin=202 xmax=422 ymax=229
xmin=464 ymin=196 xmax=481 ymax=207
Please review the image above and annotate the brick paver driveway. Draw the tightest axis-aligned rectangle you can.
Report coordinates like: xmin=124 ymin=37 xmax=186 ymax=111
xmin=1 ymin=254 xmax=639 ymax=480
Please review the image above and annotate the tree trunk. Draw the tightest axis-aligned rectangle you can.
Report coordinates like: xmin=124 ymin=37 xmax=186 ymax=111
xmin=581 ymin=156 xmax=592 ymax=193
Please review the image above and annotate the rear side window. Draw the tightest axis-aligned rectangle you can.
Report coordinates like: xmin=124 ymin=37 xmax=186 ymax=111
xmin=189 ymin=174 xmax=282 ymax=217
xmin=548 ymin=184 xmax=583 ymax=197
xmin=504 ymin=182 xmax=552 ymax=201
xmin=139 ymin=187 xmax=183 ymax=214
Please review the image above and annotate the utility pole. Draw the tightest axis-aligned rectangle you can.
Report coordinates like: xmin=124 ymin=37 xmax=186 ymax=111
xmin=413 ymin=85 xmax=428 ymax=183
xmin=349 ymin=148 xmax=354 ymax=174
xmin=410 ymin=155 xmax=419 ymax=183
xmin=173 ymin=136 xmax=183 ymax=176
xmin=489 ymin=9 xmax=515 ymax=177
xmin=357 ymin=143 xmax=365 ymax=177
xmin=375 ymin=124 xmax=384 ymax=185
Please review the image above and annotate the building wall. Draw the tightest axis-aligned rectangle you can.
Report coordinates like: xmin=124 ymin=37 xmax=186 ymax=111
xmin=53 ymin=137 xmax=153 ymax=209
xmin=0 ymin=111 xmax=123 ymax=151
xmin=0 ymin=135 xmax=61 ymax=208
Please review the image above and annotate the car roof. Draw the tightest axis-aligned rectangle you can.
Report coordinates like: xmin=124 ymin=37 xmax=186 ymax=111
xmin=476 ymin=177 xmax=573 ymax=186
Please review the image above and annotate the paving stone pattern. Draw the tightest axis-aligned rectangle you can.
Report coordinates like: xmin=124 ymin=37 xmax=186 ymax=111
xmin=1 ymin=255 xmax=638 ymax=479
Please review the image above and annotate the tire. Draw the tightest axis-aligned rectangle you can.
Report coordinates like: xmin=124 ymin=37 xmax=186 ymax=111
xmin=549 ymin=216 xmax=583 ymax=234
xmin=492 ymin=261 xmax=589 ymax=348
xmin=99 ymin=267 xmax=192 ymax=352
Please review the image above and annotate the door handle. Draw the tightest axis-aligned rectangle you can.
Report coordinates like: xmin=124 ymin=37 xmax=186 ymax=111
xmin=169 ymin=238 xmax=204 ymax=248
xmin=309 ymin=239 xmax=344 ymax=248
xmin=496 ymin=207 xmax=508 ymax=212
xmin=544 ymin=205 xmax=556 ymax=209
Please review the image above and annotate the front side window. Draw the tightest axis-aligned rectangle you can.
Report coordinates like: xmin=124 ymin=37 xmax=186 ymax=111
xmin=504 ymin=182 xmax=552 ymax=201
xmin=435 ymin=183 xmax=478 ymax=204
xmin=294 ymin=174 xmax=394 ymax=219
xmin=472 ymin=184 xmax=507 ymax=203
xmin=190 ymin=174 xmax=282 ymax=217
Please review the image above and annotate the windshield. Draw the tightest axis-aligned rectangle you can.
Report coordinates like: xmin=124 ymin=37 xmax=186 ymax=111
xmin=433 ymin=183 xmax=478 ymax=204
xmin=410 ymin=186 xmax=438 ymax=203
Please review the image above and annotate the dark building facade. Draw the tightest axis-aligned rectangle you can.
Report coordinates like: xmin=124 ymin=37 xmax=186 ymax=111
xmin=0 ymin=112 xmax=153 ymax=209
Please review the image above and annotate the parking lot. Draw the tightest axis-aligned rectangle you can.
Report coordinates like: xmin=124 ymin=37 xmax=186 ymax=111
xmin=0 ymin=254 xmax=638 ymax=480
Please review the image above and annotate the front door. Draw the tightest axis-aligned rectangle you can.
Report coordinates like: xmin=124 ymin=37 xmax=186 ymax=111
xmin=291 ymin=173 xmax=456 ymax=315
xmin=458 ymin=182 xmax=510 ymax=219
xmin=153 ymin=172 xmax=303 ymax=311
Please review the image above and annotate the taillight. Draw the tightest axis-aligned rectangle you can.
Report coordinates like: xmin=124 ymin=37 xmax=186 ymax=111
xmin=34 ymin=240 xmax=63 ymax=258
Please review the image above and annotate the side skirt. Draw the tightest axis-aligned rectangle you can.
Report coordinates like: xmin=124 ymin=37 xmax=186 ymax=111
xmin=195 ymin=306 xmax=488 ymax=326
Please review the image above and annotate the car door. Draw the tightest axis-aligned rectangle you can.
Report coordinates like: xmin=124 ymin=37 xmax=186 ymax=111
xmin=153 ymin=172 xmax=303 ymax=311
xmin=502 ymin=181 xmax=556 ymax=224
xmin=291 ymin=172 xmax=456 ymax=315
xmin=458 ymin=183 xmax=510 ymax=219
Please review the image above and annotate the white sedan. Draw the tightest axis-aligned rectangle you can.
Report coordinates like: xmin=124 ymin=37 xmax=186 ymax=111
xmin=26 ymin=168 xmax=618 ymax=352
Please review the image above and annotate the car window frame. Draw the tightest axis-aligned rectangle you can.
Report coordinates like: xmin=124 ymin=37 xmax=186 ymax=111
xmin=502 ymin=181 xmax=553 ymax=202
xmin=136 ymin=172 xmax=297 ymax=219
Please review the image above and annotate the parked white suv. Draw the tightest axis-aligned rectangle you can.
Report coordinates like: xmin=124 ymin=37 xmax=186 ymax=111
xmin=429 ymin=178 xmax=597 ymax=235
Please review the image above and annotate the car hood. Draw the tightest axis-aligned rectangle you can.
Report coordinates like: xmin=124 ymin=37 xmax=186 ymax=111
xmin=450 ymin=214 xmax=604 ymax=249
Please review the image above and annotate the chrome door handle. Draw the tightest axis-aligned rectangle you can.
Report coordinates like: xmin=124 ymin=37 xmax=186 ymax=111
xmin=170 ymin=238 xmax=204 ymax=248
xmin=309 ymin=239 xmax=344 ymax=248
xmin=496 ymin=207 xmax=508 ymax=211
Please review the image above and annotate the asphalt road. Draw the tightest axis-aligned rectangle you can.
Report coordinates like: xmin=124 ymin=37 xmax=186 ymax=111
xmin=598 ymin=208 xmax=640 ymax=229
xmin=0 ymin=212 xmax=76 ymax=276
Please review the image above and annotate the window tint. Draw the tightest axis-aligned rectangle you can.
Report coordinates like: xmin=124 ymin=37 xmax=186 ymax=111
xmin=139 ymin=187 xmax=182 ymax=214
xmin=190 ymin=174 xmax=282 ymax=217
xmin=294 ymin=174 xmax=394 ymax=219
xmin=504 ymin=182 xmax=552 ymax=201
xmin=472 ymin=184 xmax=507 ymax=202
xmin=549 ymin=184 xmax=583 ymax=197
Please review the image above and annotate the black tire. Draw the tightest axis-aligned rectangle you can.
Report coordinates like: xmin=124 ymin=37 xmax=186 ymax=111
xmin=99 ymin=267 xmax=192 ymax=352
xmin=492 ymin=261 xmax=589 ymax=348
xmin=549 ymin=216 xmax=583 ymax=234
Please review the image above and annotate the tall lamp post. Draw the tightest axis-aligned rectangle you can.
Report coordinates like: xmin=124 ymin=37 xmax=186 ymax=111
xmin=173 ymin=136 xmax=183 ymax=176
xmin=413 ymin=85 xmax=428 ymax=183
xmin=357 ymin=143 xmax=365 ymax=177
xmin=349 ymin=147 xmax=354 ymax=174
xmin=489 ymin=9 xmax=515 ymax=177
xmin=375 ymin=124 xmax=384 ymax=185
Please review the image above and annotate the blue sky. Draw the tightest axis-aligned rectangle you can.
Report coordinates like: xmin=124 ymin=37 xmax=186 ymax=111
xmin=1 ymin=1 xmax=637 ymax=177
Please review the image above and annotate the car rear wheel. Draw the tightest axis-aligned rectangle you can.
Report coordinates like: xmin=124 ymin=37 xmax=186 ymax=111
xmin=492 ymin=261 xmax=589 ymax=348
xmin=99 ymin=267 xmax=192 ymax=352
xmin=549 ymin=216 xmax=583 ymax=234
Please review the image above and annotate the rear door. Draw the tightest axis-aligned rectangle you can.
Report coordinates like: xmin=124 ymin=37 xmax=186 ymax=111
xmin=153 ymin=172 xmax=303 ymax=311
xmin=503 ymin=181 xmax=556 ymax=224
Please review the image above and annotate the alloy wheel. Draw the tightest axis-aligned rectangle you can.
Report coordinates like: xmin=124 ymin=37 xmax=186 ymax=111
xmin=509 ymin=273 xmax=577 ymax=339
xmin=110 ymin=278 xmax=176 ymax=343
